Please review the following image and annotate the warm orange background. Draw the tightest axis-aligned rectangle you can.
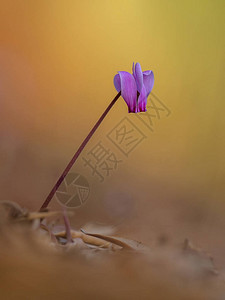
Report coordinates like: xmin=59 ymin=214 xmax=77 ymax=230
xmin=0 ymin=0 xmax=225 ymax=260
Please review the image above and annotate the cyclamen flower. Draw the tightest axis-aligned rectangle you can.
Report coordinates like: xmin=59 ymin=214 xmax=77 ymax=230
xmin=40 ymin=62 xmax=154 ymax=210
xmin=114 ymin=62 xmax=154 ymax=113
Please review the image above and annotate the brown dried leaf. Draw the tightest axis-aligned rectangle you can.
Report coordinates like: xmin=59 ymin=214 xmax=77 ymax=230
xmin=81 ymin=223 xmax=116 ymax=236
xmin=0 ymin=200 xmax=27 ymax=219
xmin=55 ymin=230 xmax=112 ymax=248
xmin=80 ymin=229 xmax=148 ymax=251
xmin=17 ymin=211 xmax=63 ymax=221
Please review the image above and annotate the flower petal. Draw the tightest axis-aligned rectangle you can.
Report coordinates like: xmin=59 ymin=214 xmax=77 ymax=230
xmin=113 ymin=74 xmax=121 ymax=92
xmin=143 ymin=70 xmax=154 ymax=96
xmin=118 ymin=71 xmax=137 ymax=113
xmin=133 ymin=63 xmax=143 ymax=93
xmin=137 ymin=85 xmax=147 ymax=112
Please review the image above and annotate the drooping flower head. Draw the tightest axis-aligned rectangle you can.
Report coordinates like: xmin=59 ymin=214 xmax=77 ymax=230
xmin=41 ymin=63 xmax=153 ymax=210
xmin=114 ymin=62 xmax=154 ymax=113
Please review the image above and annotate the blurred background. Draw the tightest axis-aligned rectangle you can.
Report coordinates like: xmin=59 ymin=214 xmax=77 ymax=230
xmin=0 ymin=0 xmax=225 ymax=266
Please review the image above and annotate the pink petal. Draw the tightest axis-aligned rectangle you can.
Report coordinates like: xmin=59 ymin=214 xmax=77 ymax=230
xmin=118 ymin=71 xmax=137 ymax=113
xmin=133 ymin=63 xmax=143 ymax=93
xmin=137 ymin=85 xmax=147 ymax=112
xmin=113 ymin=74 xmax=121 ymax=92
xmin=143 ymin=70 xmax=154 ymax=97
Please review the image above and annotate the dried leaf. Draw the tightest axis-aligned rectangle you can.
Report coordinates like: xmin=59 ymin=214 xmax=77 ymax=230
xmin=55 ymin=230 xmax=111 ymax=248
xmin=0 ymin=200 xmax=27 ymax=219
xmin=18 ymin=211 xmax=63 ymax=221
xmin=80 ymin=229 xmax=147 ymax=251
xmin=81 ymin=223 xmax=115 ymax=235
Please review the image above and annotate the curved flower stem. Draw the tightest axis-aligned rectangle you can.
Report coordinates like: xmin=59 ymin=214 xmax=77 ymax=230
xmin=40 ymin=91 xmax=121 ymax=210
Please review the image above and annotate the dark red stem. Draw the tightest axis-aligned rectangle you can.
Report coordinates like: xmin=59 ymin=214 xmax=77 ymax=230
xmin=40 ymin=91 xmax=121 ymax=210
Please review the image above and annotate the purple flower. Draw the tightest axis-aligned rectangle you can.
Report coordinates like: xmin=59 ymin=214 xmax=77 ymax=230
xmin=114 ymin=62 xmax=154 ymax=113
